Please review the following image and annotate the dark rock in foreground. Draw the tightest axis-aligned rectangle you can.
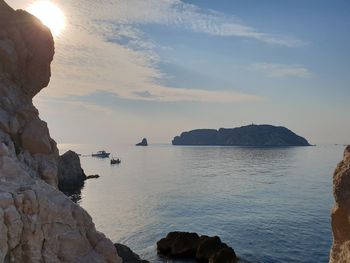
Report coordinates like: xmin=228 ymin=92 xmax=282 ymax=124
xmin=58 ymin=151 xmax=101 ymax=198
xmin=196 ymin=236 xmax=231 ymax=263
xmin=157 ymin=232 xmax=237 ymax=263
xmin=58 ymin=150 xmax=86 ymax=191
xmin=157 ymin=232 xmax=200 ymax=258
xmin=136 ymin=138 xmax=148 ymax=146
xmin=114 ymin=243 xmax=149 ymax=263
xmin=209 ymin=247 xmax=237 ymax=263
xmin=172 ymin=124 xmax=311 ymax=147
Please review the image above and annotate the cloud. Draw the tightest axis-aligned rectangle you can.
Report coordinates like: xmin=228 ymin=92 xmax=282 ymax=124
xmin=133 ymin=90 xmax=159 ymax=99
xmin=92 ymin=0 xmax=305 ymax=47
xmin=251 ymin=63 xmax=311 ymax=78
xmin=128 ymin=88 xmax=261 ymax=103
xmin=28 ymin=0 xmax=267 ymax=103
xmin=44 ymin=26 xmax=260 ymax=103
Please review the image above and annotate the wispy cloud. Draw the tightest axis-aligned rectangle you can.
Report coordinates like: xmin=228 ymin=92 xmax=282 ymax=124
xmin=93 ymin=0 xmax=305 ymax=48
xmin=30 ymin=0 xmax=268 ymax=103
xmin=129 ymin=88 xmax=261 ymax=103
xmin=251 ymin=63 xmax=311 ymax=78
xmin=46 ymin=24 xmax=260 ymax=103
xmin=20 ymin=0 xmax=306 ymax=104
xmin=133 ymin=90 xmax=158 ymax=99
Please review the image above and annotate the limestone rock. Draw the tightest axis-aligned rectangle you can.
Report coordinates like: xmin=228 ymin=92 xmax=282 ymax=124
xmin=114 ymin=243 xmax=149 ymax=263
xmin=21 ymin=119 xmax=52 ymax=154
xmin=0 ymin=1 xmax=122 ymax=262
xmin=330 ymin=146 xmax=350 ymax=263
xmin=58 ymin=150 xmax=86 ymax=192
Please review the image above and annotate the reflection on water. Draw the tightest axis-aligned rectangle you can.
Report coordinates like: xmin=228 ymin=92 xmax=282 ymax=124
xmin=58 ymin=144 xmax=343 ymax=263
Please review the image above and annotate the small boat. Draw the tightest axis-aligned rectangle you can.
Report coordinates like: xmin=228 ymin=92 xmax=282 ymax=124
xmin=92 ymin=150 xmax=110 ymax=158
xmin=110 ymin=158 xmax=121 ymax=164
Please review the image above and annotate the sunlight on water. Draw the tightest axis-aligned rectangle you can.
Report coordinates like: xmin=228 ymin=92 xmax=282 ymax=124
xmin=58 ymin=144 xmax=343 ymax=263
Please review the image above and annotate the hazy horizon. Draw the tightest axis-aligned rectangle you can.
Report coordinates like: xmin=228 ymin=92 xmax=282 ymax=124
xmin=11 ymin=0 xmax=350 ymax=145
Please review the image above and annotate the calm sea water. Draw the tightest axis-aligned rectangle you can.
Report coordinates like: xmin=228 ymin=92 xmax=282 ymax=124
xmin=58 ymin=144 xmax=344 ymax=263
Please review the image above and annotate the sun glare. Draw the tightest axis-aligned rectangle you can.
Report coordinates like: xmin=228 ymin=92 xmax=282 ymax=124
xmin=28 ymin=1 xmax=65 ymax=37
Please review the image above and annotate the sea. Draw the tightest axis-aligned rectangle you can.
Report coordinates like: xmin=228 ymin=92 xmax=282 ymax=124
xmin=58 ymin=144 xmax=345 ymax=263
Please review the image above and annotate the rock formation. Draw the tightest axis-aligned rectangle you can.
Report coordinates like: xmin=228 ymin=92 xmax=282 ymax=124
xmin=0 ymin=1 xmax=121 ymax=262
xmin=157 ymin=232 xmax=237 ymax=263
xmin=86 ymin=174 xmax=100 ymax=179
xmin=157 ymin=232 xmax=200 ymax=258
xmin=172 ymin=124 xmax=311 ymax=147
xmin=114 ymin=244 xmax=149 ymax=263
xmin=136 ymin=138 xmax=148 ymax=146
xmin=330 ymin=146 xmax=350 ymax=263
xmin=58 ymin=150 xmax=86 ymax=192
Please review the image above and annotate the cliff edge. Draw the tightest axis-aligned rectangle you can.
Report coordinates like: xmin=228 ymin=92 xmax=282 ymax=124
xmin=330 ymin=146 xmax=350 ymax=263
xmin=0 ymin=1 xmax=121 ymax=262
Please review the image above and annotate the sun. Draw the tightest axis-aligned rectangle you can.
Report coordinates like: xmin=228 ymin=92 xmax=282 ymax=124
xmin=28 ymin=1 xmax=65 ymax=37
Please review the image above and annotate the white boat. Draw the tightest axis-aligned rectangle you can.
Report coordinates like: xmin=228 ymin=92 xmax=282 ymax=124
xmin=92 ymin=150 xmax=110 ymax=158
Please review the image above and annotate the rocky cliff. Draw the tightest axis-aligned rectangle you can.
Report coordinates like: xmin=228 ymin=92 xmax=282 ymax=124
xmin=0 ymin=1 xmax=121 ymax=262
xmin=330 ymin=146 xmax=350 ymax=263
xmin=172 ymin=124 xmax=311 ymax=147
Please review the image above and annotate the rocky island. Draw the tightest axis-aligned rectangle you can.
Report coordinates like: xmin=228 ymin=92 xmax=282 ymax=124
xmin=136 ymin=138 xmax=148 ymax=146
xmin=172 ymin=124 xmax=311 ymax=147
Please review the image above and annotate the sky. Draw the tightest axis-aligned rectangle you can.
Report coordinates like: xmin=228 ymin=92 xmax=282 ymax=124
xmin=9 ymin=0 xmax=350 ymax=145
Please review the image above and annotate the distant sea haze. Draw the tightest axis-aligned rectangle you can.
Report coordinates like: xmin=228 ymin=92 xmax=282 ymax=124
xmin=172 ymin=124 xmax=311 ymax=146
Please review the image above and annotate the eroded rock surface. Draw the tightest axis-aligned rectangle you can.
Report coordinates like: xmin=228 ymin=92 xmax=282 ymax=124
xmin=0 ymin=1 xmax=121 ymax=262
xmin=330 ymin=146 xmax=350 ymax=263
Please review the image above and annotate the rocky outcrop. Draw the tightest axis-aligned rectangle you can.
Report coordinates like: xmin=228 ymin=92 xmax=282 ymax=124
xmin=114 ymin=244 xmax=149 ymax=263
xmin=172 ymin=124 xmax=311 ymax=147
xmin=58 ymin=150 xmax=86 ymax=192
xmin=86 ymin=174 xmax=100 ymax=179
xmin=157 ymin=232 xmax=200 ymax=258
xmin=330 ymin=146 xmax=350 ymax=263
xmin=136 ymin=138 xmax=148 ymax=146
xmin=157 ymin=232 xmax=237 ymax=263
xmin=0 ymin=1 xmax=121 ymax=262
